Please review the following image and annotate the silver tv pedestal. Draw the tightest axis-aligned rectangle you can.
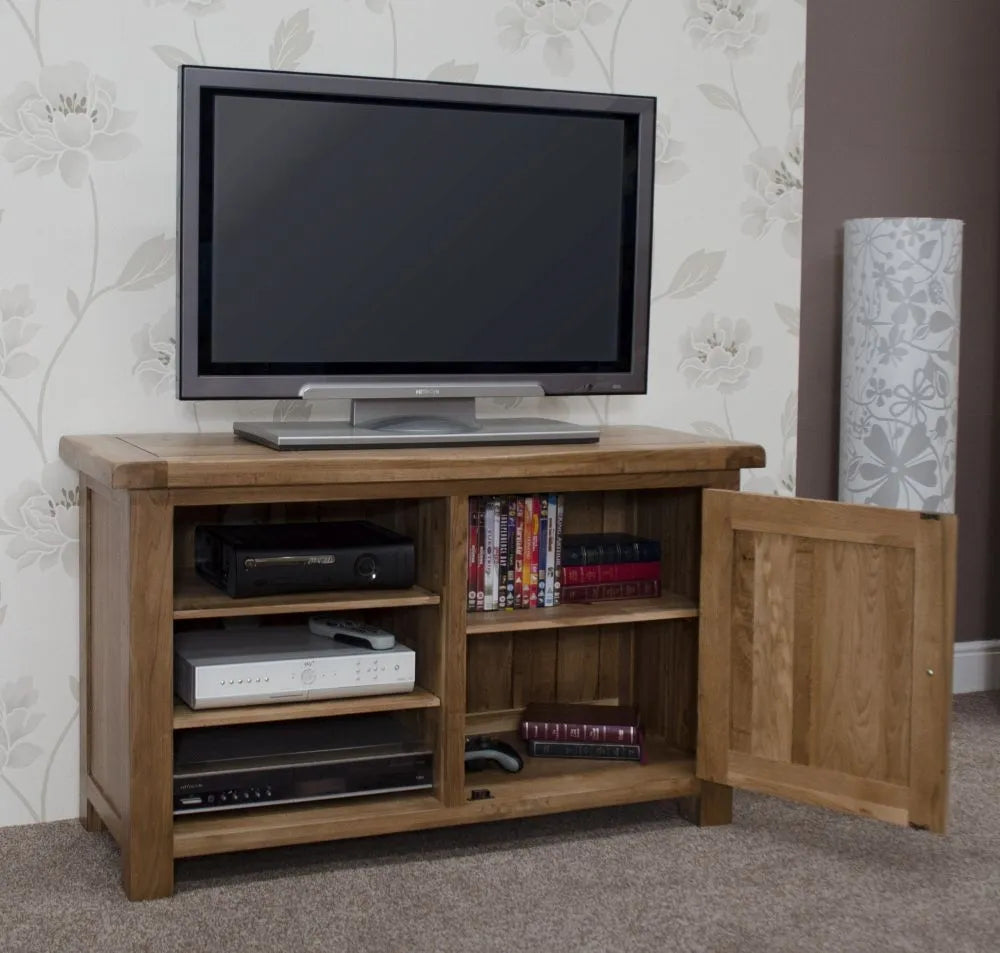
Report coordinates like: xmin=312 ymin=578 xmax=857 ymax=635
xmin=234 ymin=393 xmax=600 ymax=450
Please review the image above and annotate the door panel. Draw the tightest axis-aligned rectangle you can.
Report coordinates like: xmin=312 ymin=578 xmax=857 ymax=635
xmin=698 ymin=491 xmax=956 ymax=831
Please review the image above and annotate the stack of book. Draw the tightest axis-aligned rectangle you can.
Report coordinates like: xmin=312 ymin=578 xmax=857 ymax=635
xmin=558 ymin=532 xmax=662 ymax=603
xmin=519 ymin=702 xmax=645 ymax=763
xmin=468 ymin=494 xmax=565 ymax=611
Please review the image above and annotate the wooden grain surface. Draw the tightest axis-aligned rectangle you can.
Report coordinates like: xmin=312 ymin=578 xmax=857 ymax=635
xmin=908 ymin=516 xmax=956 ymax=831
xmin=173 ymin=688 xmax=441 ymax=729
xmin=60 ymin=428 xmax=765 ymax=490
xmin=465 ymin=593 xmax=698 ymax=633
xmin=698 ymin=489 xmax=956 ymax=832
xmin=125 ymin=492 xmax=175 ymax=900
xmin=87 ymin=488 xmax=130 ymax=831
xmin=438 ymin=496 xmax=469 ymax=808
xmin=78 ymin=479 xmax=104 ymax=834
xmin=173 ymin=572 xmax=440 ymax=619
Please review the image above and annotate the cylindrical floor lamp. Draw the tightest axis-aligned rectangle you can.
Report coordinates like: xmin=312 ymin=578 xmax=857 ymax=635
xmin=838 ymin=217 xmax=963 ymax=513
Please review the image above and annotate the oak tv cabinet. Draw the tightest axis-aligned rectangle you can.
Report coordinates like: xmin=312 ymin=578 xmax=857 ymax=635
xmin=60 ymin=427 xmax=956 ymax=901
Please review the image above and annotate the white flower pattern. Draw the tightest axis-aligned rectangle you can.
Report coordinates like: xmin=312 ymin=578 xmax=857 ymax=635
xmin=741 ymin=126 xmax=803 ymax=257
xmin=678 ymin=314 xmax=762 ymax=393
xmin=0 ymin=677 xmax=44 ymax=771
xmin=147 ymin=0 xmax=224 ymax=15
xmin=496 ymin=0 xmax=613 ymax=76
xmin=0 ymin=62 xmax=139 ymax=188
xmin=0 ymin=463 xmax=80 ymax=575
xmin=684 ymin=0 xmax=768 ymax=57
xmin=132 ymin=309 xmax=176 ymax=396
xmin=655 ymin=117 xmax=688 ymax=185
xmin=0 ymin=285 xmax=40 ymax=380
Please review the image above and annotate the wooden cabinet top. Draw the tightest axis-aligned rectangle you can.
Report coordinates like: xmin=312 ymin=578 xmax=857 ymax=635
xmin=59 ymin=427 xmax=766 ymax=490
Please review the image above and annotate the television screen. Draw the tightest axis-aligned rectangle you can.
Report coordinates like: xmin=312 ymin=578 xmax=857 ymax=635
xmin=178 ymin=67 xmax=655 ymax=399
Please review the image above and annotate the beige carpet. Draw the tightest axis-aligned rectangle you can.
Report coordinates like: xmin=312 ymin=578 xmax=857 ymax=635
xmin=1 ymin=692 xmax=998 ymax=953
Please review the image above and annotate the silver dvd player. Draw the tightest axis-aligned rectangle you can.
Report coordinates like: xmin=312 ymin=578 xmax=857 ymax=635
xmin=174 ymin=625 xmax=416 ymax=709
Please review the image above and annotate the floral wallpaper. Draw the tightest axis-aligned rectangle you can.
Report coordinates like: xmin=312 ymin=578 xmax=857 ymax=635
xmin=0 ymin=0 xmax=804 ymax=827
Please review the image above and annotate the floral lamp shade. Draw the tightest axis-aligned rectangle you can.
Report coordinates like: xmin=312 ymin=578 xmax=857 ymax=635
xmin=839 ymin=218 xmax=963 ymax=513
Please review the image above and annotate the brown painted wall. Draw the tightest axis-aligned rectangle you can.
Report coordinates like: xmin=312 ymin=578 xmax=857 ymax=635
xmin=798 ymin=0 xmax=1000 ymax=642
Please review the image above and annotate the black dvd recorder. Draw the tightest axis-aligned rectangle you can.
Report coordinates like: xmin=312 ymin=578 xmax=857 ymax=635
xmin=173 ymin=715 xmax=433 ymax=814
xmin=194 ymin=520 xmax=415 ymax=597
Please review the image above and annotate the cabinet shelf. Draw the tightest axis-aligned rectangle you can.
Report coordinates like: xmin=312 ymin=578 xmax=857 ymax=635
xmin=466 ymin=734 xmax=696 ymax=803
xmin=172 ymin=737 xmax=696 ymax=860
xmin=466 ymin=592 xmax=698 ymax=634
xmin=172 ymin=687 xmax=440 ymax=730
xmin=173 ymin=571 xmax=440 ymax=620
xmin=173 ymin=791 xmax=445 ymax=858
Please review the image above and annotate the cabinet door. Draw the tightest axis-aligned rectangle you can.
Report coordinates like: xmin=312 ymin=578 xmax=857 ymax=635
xmin=697 ymin=490 xmax=956 ymax=831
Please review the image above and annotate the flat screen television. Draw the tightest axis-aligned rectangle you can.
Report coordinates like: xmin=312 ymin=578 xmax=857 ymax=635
xmin=177 ymin=65 xmax=656 ymax=448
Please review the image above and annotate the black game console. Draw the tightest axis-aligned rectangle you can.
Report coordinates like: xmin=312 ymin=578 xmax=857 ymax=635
xmin=194 ymin=520 xmax=416 ymax=597
xmin=173 ymin=715 xmax=433 ymax=814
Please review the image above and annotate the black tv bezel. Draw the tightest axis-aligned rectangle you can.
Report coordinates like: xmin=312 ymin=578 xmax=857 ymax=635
xmin=177 ymin=65 xmax=656 ymax=400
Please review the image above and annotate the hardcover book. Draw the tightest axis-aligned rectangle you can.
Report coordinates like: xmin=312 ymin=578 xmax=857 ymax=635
xmin=561 ymin=533 xmax=661 ymax=567
xmin=526 ymin=740 xmax=643 ymax=762
xmin=560 ymin=561 xmax=661 ymax=586
xmin=520 ymin=702 xmax=642 ymax=744
xmin=560 ymin=579 xmax=661 ymax=603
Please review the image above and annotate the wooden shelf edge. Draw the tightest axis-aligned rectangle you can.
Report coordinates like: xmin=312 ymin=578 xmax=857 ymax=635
xmin=466 ymin=593 xmax=698 ymax=634
xmin=173 ymin=687 xmax=441 ymax=729
xmin=173 ymin=573 xmax=441 ymax=620
xmin=173 ymin=761 xmax=699 ymax=859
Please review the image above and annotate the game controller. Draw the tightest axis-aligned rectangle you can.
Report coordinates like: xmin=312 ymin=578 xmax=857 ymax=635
xmin=464 ymin=735 xmax=524 ymax=773
xmin=307 ymin=616 xmax=397 ymax=650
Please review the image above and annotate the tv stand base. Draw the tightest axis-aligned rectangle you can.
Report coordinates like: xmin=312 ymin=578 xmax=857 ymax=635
xmin=233 ymin=417 xmax=600 ymax=450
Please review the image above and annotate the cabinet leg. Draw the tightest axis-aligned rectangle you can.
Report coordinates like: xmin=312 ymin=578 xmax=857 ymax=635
xmin=123 ymin=848 xmax=174 ymax=901
xmin=680 ymin=781 xmax=733 ymax=827
xmin=81 ymin=800 xmax=106 ymax=834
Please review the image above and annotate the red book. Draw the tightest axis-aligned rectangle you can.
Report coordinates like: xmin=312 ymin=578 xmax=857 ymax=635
xmin=560 ymin=579 xmax=661 ymax=603
xmin=560 ymin=561 xmax=661 ymax=586
xmin=520 ymin=702 xmax=642 ymax=745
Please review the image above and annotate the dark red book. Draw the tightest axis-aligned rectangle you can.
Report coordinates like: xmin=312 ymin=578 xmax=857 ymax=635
xmin=520 ymin=702 xmax=642 ymax=745
xmin=560 ymin=579 xmax=661 ymax=603
xmin=560 ymin=561 xmax=661 ymax=586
